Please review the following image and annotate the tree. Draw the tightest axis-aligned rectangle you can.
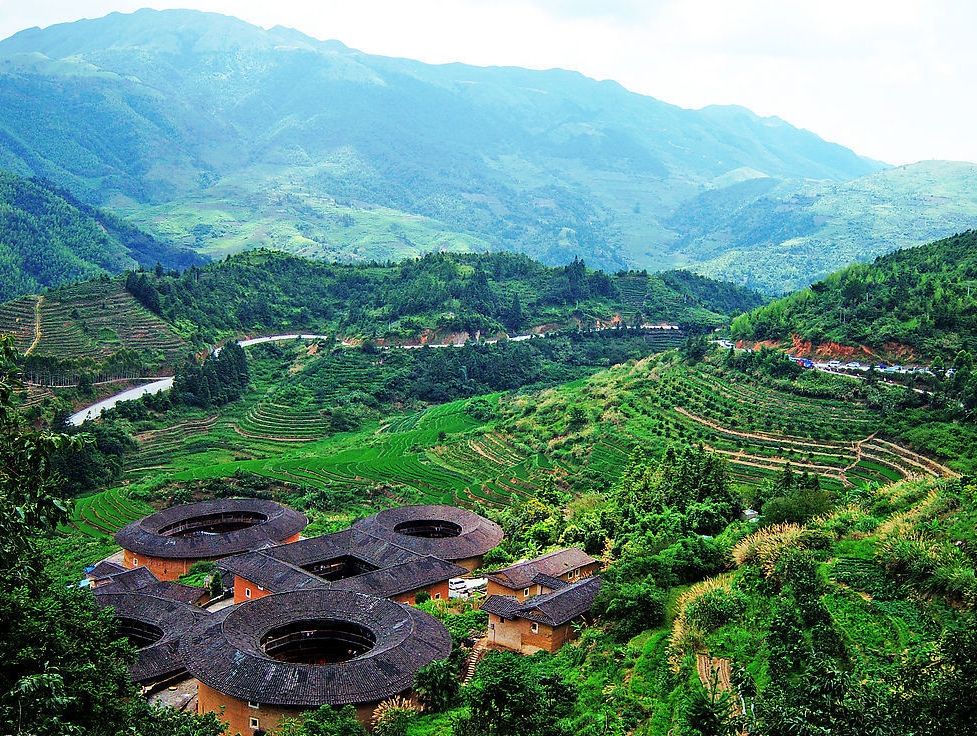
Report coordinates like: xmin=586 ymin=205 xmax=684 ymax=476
xmin=504 ymin=293 xmax=524 ymax=332
xmin=458 ymin=652 xmax=565 ymax=736
xmin=680 ymin=335 xmax=710 ymax=363
xmin=0 ymin=337 xmax=225 ymax=736
xmin=414 ymin=658 xmax=460 ymax=712
xmin=294 ymin=705 xmax=367 ymax=736
xmin=593 ymin=579 xmax=666 ymax=640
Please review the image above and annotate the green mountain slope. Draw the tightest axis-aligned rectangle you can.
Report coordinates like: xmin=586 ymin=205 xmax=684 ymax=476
xmin=0 ymin=170 xmax=204 ymax=302
xmin=0 ymin=249 xmax=762 ymax=373
xmin=669 ymin=161 xmax=977 ymax=293
xmin=0 ymin=8 xmax=883 ymax=276
xmin=730 ymin=230 xmax=977 ymax=359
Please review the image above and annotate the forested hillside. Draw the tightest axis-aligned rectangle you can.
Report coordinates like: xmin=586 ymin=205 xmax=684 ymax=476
xmin=668 ymin=161 xmax=977 ymax=293
xmin=0 ymin=249 xmax=761 ymax=392
xmin=109 ymin=250 xmax=763 ymax=345
xmin=0 ymin=171 xmax=204 ymax=302
xmin=730 ymin=230 xmax=977 ymax=358
xmin=0 ymin=8 xmax=897 ymax=284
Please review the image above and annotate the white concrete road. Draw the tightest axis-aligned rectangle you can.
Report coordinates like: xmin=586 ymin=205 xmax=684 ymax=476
xmin=67 ymin=377 xmax=174 ymax=426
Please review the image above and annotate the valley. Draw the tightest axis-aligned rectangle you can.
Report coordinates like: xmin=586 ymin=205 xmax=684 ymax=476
xmin=2 ymin=7 xmax=976 ymax=736
xmin=2 ymin=10 xmax=976 ymax=295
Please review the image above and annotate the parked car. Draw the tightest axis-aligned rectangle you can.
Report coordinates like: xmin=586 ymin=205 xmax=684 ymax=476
xmin=449 ymin=577 xmax=487 ymax=598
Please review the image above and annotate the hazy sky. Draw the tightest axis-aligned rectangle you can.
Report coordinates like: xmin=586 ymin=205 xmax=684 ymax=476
xmin=1 ymin=0 xmax=975 ymax=165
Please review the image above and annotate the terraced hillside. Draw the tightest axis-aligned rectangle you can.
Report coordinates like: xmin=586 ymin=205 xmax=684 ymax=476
xmin=0 ymin=280 xmax=186 ymax=371
xmin=0 ymin=295 xmax=40 ymax=353
xmin=499 ymin=355 xmax=957 ymax=493
xmin=120 ymin=350 xmax=955 ymax=525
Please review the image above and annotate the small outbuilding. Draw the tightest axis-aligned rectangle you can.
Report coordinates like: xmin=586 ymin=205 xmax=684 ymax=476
xmin=482 ymin=576 xmax=600 ymax=654
xmin=486 ymin=547 xmax=599 ymax=601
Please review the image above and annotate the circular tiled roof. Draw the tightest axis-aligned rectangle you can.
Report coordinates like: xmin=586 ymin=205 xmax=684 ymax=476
xmin=115 ymin=498 xmax=308 ymax=560
xmin=96 ymin=592 xmax=208 ymax=684
xmin=181 ymin=589 xmax=451 ymax=707
xmin=352 ymin=505 xmax=503 ymax=561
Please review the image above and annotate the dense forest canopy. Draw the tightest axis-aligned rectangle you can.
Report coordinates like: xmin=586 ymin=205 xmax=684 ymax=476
xmin=0 ymin=171 xmax=204 ymax=302
xmin=124 ymin=250 xmax=764 ymax=345
xmin=731 ymin=230 xmax=977 ymax=359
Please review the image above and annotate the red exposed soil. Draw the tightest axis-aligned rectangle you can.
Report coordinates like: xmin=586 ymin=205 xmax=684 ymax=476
xmin=739 ymin=334 xmax=919 ymax=362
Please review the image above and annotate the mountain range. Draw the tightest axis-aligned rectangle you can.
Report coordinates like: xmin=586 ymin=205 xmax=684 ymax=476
xmin=0 ymin=9 xmax=976 ymax=293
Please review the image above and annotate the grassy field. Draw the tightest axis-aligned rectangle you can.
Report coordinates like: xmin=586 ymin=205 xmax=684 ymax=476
xmin=119 ymin=178 xmax=492 ymax=263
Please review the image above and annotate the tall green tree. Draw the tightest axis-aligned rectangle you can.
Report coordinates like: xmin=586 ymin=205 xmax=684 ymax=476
xmin=0 ymin=337 xmax=225 ymax=736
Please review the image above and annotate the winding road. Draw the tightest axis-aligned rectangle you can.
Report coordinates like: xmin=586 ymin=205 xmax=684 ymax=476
xmin=66 ymin=325 xmax=679 ymax=425
xmin=67 ymin=377 xmax=175 ymax=426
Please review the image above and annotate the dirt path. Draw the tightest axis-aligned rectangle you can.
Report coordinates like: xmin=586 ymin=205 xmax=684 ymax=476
xmin=706 ymin=445 xmax=849 ymax=481
xmin=696 ymin=653 xmax=744 ymax=718
xmin=674 ymin=407 xmax=856 ymax=451
xmin=869 ymin=437 xmax=959 ymax=478
xmin=24 ymin=296 xmax=43 ymax=356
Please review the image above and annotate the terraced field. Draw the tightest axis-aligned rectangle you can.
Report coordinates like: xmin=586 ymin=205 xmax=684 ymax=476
xmin=0 ymin=280 xmax=186 ymax=368
xmin=62 ymin=486 xmax=154 ymax=539
xmin=126 ymin=415 xmax=221 ymax=473
xmin=506 ymin=359 xmax=956 ymax=493
xmin=0 ymin=295 xmax=39 ymax=352
xmin=229 ymin=349 xmax=396 ymax=444
xmin=123 ymin=353 xmax=956 ymax=522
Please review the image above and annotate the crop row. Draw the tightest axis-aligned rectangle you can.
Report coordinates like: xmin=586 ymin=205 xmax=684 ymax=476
xmin=64 ymin=487 xmax=154 ymax=539
xmin=0 ymin=296 xmax=38 ymax=352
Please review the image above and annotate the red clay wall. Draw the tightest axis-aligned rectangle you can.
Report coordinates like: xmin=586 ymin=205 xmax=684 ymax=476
xmin=235 ymin=578 xmax=450 ymax=605
xmin=451 ymin=555 xmax=484 ymax=572
xmin=123 ymin=532 xmax=302 ymax=584
xmin=197 ymin=680 xmax=377 ymax=733
xmin=487 ymin=616 xmax=577 ymax=654
xmin=486 ymin=560 xmax=600 ymax=601
xmin=391 ymin=580 xmax=449 ymax=605
xmin=122 ymin=549 xmax=193 ymax=582
xmin=234 ymin=576 xmax=273 ymax=604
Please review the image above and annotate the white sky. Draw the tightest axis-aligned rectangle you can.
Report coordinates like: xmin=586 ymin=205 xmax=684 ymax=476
xmin=0 ymin=0 xmax=974 ymax=165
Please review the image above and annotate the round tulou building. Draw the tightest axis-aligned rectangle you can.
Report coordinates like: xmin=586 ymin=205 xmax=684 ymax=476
xmin=115 ymin=498 xmax=308 ymax=581
xmin=96 ymin=592 xmax=209 ymax=686
xmin=181 ymin=588 xmax=452 ymax=732
xmin=352 ymin=504 xmax=503 ymax=570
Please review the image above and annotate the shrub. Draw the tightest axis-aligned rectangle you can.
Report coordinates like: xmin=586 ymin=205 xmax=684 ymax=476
xmin=594 ymin=579 xmax=667 ymax=640
xmin=685 ymin=587 xmax=747 ymax=632
xmin=372 ymin=696 xmax=419 ymax=736
xmin=415 ymin=658 xmax=460 ymax=712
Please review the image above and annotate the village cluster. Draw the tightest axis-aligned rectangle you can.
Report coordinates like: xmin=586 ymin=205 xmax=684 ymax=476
xmin=85 ymin=499 xmax=600 ymax=734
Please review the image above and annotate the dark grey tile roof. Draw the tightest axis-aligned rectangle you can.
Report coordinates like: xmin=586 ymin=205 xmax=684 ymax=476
xmin=487 ymin=548 xmax=596 ymax=589
xmin=93 ymin=566 xmax=207 ymax=605
xmin=219 ymin=532 xmax=466 ymax=599
xmin=531 ymin=573 xmax=569 ymax=591
xmin=218 ymin=551 xmax=330 ymax=593
xmin=95 ymin=566 xmax=158 ymax=592
xmin=481 ymin=576 xmax=600 ymax=627
xmin=481 ymin=594 xmax=522 ymax=618
xmin=266 ymin=528 xmax=417 ymax=570
xmin=180 ymin=589 xmax=451 ymax=707
xmin=334 ymin=556 xmax=466 ymax=598
xmin=89 ymin=560 xmax=126 ymax=580
xmin=115 ymin=498 xmax=308 ymax=560
xmin=352 ymin=505 xmax=503 ymax=562
xmin=96 ymin=592 xmax=209 ymax=684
